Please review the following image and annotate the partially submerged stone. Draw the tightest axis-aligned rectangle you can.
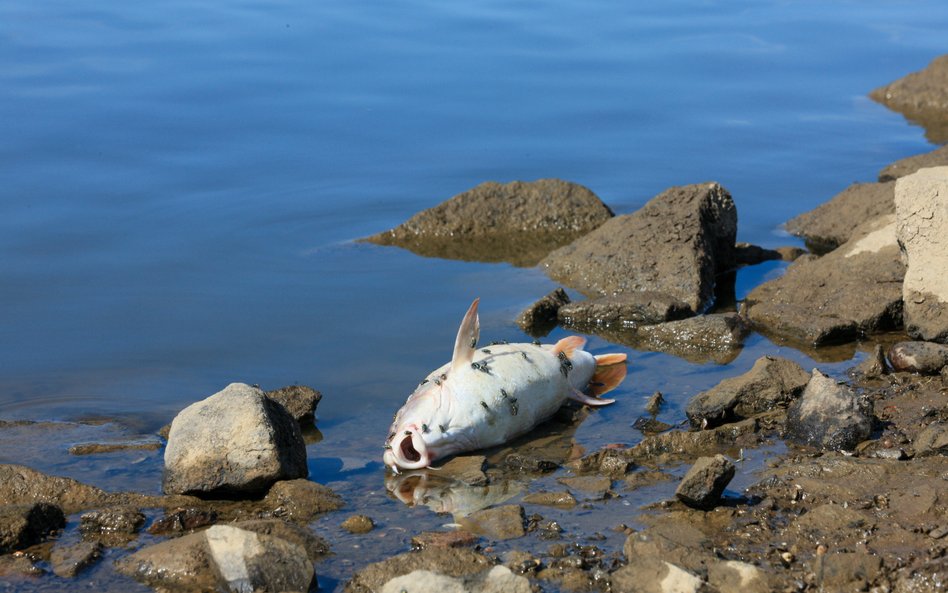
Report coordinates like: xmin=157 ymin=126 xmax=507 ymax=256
xmin=785 ymin=370 xmax=872 ymax=451
xmin=380 ymin=566 xmax=531 ymax=593
xmin=521 ymin=491 xmax=577 ymax=508
xmin=262 ymin=478 xmax=343 ymax=522
xmin=264 ymin=384 xmax=322 ymax=425
xmin=746 ymin=215 xmax=905 ymax=346
xmin=879 ymin=144 xmax=948 ymax=182
xmin=459 ymin=505 xmax=525 ymax=540
xmin=888 ymin=341 xmax=948 ymax=374
xmin=0 ymin=503 xmax=65 ymax=554
xmin=674 ymin=454 xmax=736 ymax=510
xmin=516 ymin=288 xmax=570 ymax=337
xmin=342 ymin=515 xmax=376 ymax=534
xmin=365 ymin=179 xmax=613 ymax=266
xmin=79 ymin=507 xmax=145 ymax=536
xmin=345 ymin=547 xmax=493 ymax=593
xmin=895 ymin=167 xmax=948 ymax=343
xmin=870 ymin=54 xmax=948 ymax=144
xmin=624 ymin=313 xmax=748 ymax=364
xmin=686 ymin=356 xmax=810 ymax=428
xmin=163 ymin=383 xmax=308 ymax=497
xmin=557 ymin=293 xmax=692 ymax=328
xmin=542 ymin=182 xmax=737 ymax=313
xmin=785 ymin=182 xmax=895 ymax=253
xmin=50 ymin=541 xmax=102 ymax=578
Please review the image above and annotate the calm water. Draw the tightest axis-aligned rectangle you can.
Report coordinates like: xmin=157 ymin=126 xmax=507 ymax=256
xmin=2 ymin=0 xmax=948 ymax=590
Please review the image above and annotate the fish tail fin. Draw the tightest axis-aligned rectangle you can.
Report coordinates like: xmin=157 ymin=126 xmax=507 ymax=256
xmin=451 ymin=298 xmax=480 ymax=373
xmin=568 ymin=385 xmax=615 ymax=406
xmin=589 ymin=353 xmax=628 ymax=396
xmin=551 ymin=335 xmax=587 ymax=358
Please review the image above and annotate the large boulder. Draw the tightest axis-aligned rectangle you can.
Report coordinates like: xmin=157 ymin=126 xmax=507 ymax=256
xmin=870 ymin=55 xmax=948 ymax=144
xmin=163 ymin=383 xmax=308 ymax=496
xmin=542 ymin=182 xmax=737 ymax=314
xmin=785 ymin=370 xmax=872 ymax=451
xmin=745 ymin=215 xmax=905 ymax=346
xmin=364 ymin=179 xmax=613 ymax=266
xmin=895 ymin=166 xmax=948 ymax=342
xmin=686 ymin=356 xmax=810 ymax=428
xmin=879 ymin=144 xmax=948 ymax=182
xmin=785 ymin=182 xmax=894 ymax=253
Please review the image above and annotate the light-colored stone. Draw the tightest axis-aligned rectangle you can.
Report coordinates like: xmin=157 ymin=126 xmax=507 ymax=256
xmin=381 ymin=565 xmax=531 ymax=593
xmin=611 ymin=557 xmax=703 ymax=593
xmin=206 ymin=524 xmax=313 ymax=593
xmin=163 ymin=383 xmax=307 ymax=496
xmin=895 ymin=166 xmax=948 ymax=342
xmin=708 ymin=560 xmax=769 ymax=593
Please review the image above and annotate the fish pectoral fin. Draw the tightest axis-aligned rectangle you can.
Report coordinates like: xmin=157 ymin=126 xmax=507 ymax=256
xmin=551 ymin=335 xmax=587 ymax=358
xmin=451 ymin=298 xmax=480 ymax=373
xmin=568 ymin=386 xmax=615 ymax=407
xmin=590 ymin=355 xmax=628 ymax=396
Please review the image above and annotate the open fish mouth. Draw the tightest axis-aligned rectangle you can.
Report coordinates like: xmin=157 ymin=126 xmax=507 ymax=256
xmin=388 ymin=431 xmax=430 ymax=470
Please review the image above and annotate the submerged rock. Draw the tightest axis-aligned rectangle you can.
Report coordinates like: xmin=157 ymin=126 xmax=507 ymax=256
xmin=674 ymin=454 xmax=736 ymax=510
xmin=542 ymin=182 xmax=737 ymax=314
xmin=746 ymin=214 xmax=905 ymax=346
xmin=0 ymin=503 xmax=65 ymax=554
xmin=785 ymin=370 xmax=872 ymax=451
xmin=785 ymin=182 xmax=895 ymax=253
xmin=459 ymin=505 xmax=525 ymax=540
xmin=870 ymin=54 xmax=948 ymax=144
xmin=163 ymin=383 xmax=308 ymax=497
xmin=365 ymin=179 xmax=613 ymax=266
xmin=516 ymin=288 xmax=570 ymax=337
xmin=557 ymin=293 xmax=693 ymax=328
xmin=79 ymin=507 xmax=145 ymax=546
xmin=888 ymin=341 xmax=948 ymax=374
xmin=50 ymin=541 xmax=102 ymax=578
xmin=879 ymin=144 xmax=948 ymax=182
xmin=345 ymin=547 xmax=493 ymax=593
xmin=264 ymin=385 xmax=322 ymax=425
xmin=895 ymin=167 xmax=948 ymax=343
xmin=380 ymin=566 xmax=531 ymax=593
xmin=686 ymin=356 xmax=810 ymax=429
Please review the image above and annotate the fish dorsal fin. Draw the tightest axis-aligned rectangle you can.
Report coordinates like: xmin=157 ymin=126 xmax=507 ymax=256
xmin=551 ymin=336 xmax=586 ymax=359
xmin=451 ymin=298 xmax=480 ymax=373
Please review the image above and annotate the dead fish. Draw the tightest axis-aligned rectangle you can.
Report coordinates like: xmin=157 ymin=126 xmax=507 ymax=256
xmin=383 ymin=298 xmax=627 ymax=472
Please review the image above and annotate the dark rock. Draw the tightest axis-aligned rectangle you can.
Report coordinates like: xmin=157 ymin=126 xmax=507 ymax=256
xmin=503 ymin=453 xmax=559 ymax=474
xmin=364 ymin=178 xmax=613 ymax=267
xmin=380 ymin=566 xmax=531 ymax=593
xmin=262 ymin=478 xmax=343 ymax=521
xmin=734 ymin=242 xmax=782 ymax=266
xmin=542 ymin=182 xmax=737 ymax=313
xmin=68 ymin=440 xmax=162 ymax=455
xmin=785 ymin=182 xmax=895 ymax=253
xmin=147 ymin=507 xmax=217 ymax=535
xmin=163 ymin=382 xmax=308 ymax=497
xmin=459 ymin=505 xmax=525 ymax=540
xmin=895 ymin=167 xmax=948 ymax=343
xmin=914 ymin=422 xmax=948 ymax=457
xmin=50 ymin=541 xmax=102 ymax=578
xmin=870 ymin=54 xmax=948 ymax=144
xmin=644 ymin=391 xmax=664 ymax=415
xmin=116 ymin=523 xmax=314 ymax=593
xmin=775 ymin=246 xmax=808 ymax=261
xmin=852 ymin=343 xmax=890 ymax=379
xmin=264 ymin=385 xmax=322 ymax=424
xmin=344 ymin=547 xmax=493 ymax=593
xmin=521 ymin=491 xmax=577 ymax=508
xmin=611 ymin=557 xmax=703 ymax=593
xmin=746 ymin=215 xmax=904 ymax=346
xmin=0 ymin=503 xmax=65 ymax=553
xmin=411 ymin=530 xmax=479 ymax=550
xmin=79 ymin=507 xmax=145 ymax=543
xmin=342 ymin=515 xmax=376 ymax=534
xmin=879 ymin=144 xmax=948 ymax=182
xmin=626 ymin=313 xmax=748 ymax=364
xmin=888 ymin=341 xmax=948 ymax=374
xmin=516 ymin=288 xmax=570 ymax=336
xmin=674 ymin=454 xmax=736 ymax=510
xmin=632 ymin=417 xmax=673 ymax=434
xmin=557 ymin=293 xmax=693 ymax=328
xmin=785 ymin=370 xmax=873 ymax=451
xmin=686 ymin=355 xmax=810 ymax=428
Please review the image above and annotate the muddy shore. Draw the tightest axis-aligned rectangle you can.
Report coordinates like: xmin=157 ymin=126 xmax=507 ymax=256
xmin=3 ymin=58 xmax=948 ymax=593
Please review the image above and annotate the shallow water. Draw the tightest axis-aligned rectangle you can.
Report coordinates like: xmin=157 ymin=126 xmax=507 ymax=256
xmin=2 ymin=0 xmax=948 ymax=590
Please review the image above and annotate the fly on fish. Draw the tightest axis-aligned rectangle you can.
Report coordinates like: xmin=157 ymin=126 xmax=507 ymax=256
xmin=383 ymin=298 xmax=628 ymax=472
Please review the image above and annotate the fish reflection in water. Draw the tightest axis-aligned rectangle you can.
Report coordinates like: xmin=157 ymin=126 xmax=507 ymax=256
xmin=385 ymin=471 xmax=524 ymax=518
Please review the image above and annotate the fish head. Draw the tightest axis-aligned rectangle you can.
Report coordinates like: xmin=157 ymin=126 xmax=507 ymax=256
xmin=383 ymin=380 xmax=456 ymax=471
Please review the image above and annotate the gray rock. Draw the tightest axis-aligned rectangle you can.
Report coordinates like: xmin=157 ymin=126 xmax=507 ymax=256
xmin=785 ymin=370 xmax=873 ymax=451
xmin=381 ymin=566 xmax=531 ymax=593
xmin=888 ymin=341 xmax=948 ymax=374
xmin=870 ymin=54 xmax=948 ymax=144
xmin=746 ymin=215 xmax=905 ymax=346
xmin=516 ymin=288 xmax=570 ymax=336
xmin=915 ymin=422 xmax=948 ymax=457
xmin=232 ymin=519 xmax=330 ymax=561
xmin=879 ymin=144 xmax=948 ymax=182
xmin=345 ymin=547 xmax=493 ymax=593
xmin=459 ymin=505 xmax=525 ymax=540
xmin=686 ymin=356 xmax=810 ymax=428
xmin=627 ymin=313 xmax=748 ymax=364
xmin=163 ymin=383 xmax=308 ymax=496
xmin=895 ymin=167 xmax=948 ymax=343
xmin=674 ymin=454 xmax=735 ymax=510
xmin=364 ymin=179 xmax=613 ymax=267
xmin=785 ymin=182 xmax=895 ymax=253
xmin=50 ymin=541 xmax=102 ymax=578
xmin=542 ymin=182 xmax=737 ymax=313
xmin=264 ymin=385 xmax=322 ymax=424
xmin=116 ymin=523 xmax=315 ymax=593
xmin=0 ymin=503 xmax=65 ymax=553
xmin=557 ymin=293 xmax=693 ymax=328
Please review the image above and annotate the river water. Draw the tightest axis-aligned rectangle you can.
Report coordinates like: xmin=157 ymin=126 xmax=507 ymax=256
xmin=2 ymin=0 xmax=947 ymax=590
